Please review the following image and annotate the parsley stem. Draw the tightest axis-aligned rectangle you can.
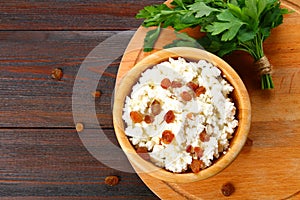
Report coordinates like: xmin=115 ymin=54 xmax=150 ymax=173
xmin=239 ymin=34 xmax=274 ymax=89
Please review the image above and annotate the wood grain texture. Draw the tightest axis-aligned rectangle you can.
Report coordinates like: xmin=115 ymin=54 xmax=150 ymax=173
xmin=0 ymin=0 xmax=164 ymax=30
xmin=116 ymin=1 xmax=300 ymax=199
xmin=0 ymin=31 xmax=122 ymax=128
xmin=0 ymin=129 xmax=158 ymax=199
xmin=0 ymin=0 xmax=163 ymax=198
xmin=0 ymin=0 xmax=168 ymax=199
xmin=0 ymin=0 xmax=299 ymax=199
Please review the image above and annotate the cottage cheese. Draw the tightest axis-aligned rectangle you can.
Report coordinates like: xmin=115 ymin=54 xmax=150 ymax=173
xmin=122 ymin=57 xmax=238 ymax=173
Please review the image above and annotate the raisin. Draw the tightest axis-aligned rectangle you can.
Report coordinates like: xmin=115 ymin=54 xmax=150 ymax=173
xmin=190 ymin=159 xmax=203 ymax=173
xmin=195 ymin=86 xmax=206 ymax=97
xmin=186 ymin=145 xmax=193 ymax=153
xmin=92 ymin=90 xmax=101 ymax=98
xmin=151 ymin=100 xmax=162 ymax=116
xmin=199 ymin=130 xmax=210 ymax=142
xmin=164 ymin=110 xmax=175 ymax=123
xmin=144 ymin=115 xmax=154 ymax=124
xmin=186 ymin=112 xmax=194 ymax=120
xmin=51 ymin=68 xmax=63 ymax=80
xmin=136 ymin=146 xmax=148 ymax=153
xmin=194 ymin=147 xmax=203 ymax=159
xmin=136 ymin=147 xmax=150 ymax=161
xmin=171 ymin=80 xmax=182 ymax=88
xmin=161 ymin=130 xmax=175 ymax=144
xmin=187 ymin=81 xmax=199 ymax=91
xmin=221 ymin=182 xmax=235 ymax=196
xmin=130 ymin=111 xmax=143 ymax=123
xmin=180 ymin=91 xmax=192 ymax=101
xmin=105 ymin=175 xmax=119 ymax=186
xmin=161 ymin=78 xmax=171 ymax=89
xmin=245 ymin=137 xmax=253 ymax=146
xmin=75 ymin=123 xmax=84 ymax=132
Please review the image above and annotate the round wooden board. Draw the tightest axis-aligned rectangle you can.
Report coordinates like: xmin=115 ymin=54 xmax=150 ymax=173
xmin=116 ymin=1 xmax=300 ymax=199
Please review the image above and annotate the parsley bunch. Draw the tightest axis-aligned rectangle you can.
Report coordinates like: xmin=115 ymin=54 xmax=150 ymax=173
xmin=136 ymin=0 xmax=291 ymax=89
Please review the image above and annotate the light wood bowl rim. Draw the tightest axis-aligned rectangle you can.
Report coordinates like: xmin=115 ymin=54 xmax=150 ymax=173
xmin=113 ymin=47 xmax=251 ymax=183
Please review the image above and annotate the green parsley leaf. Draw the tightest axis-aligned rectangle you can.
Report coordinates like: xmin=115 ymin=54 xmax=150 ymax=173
xmin=188 ymin=2 xmax=219 ymax=18
xmin=136 ymin=4 xmax=172 ymax=27
xmin=243 ymin=0 xmax=259 ymax=21
xmin=165 ymin=32 xmax=203 ymax=49
xmin=143 ymin=25 xmax=161 ymax=52
xmin=136 ymin=0 xmax=292 ymax=89
xmin=237 ymin=28 xmax=257 ymax=42
xmin=172 ymin=0 xmax=187 ymax=10
xmin=205 ymin=11 xmax=245 ymax=41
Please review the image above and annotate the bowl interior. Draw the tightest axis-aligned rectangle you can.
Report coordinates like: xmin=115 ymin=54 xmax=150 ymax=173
xmin=113 ymin=47 xmax=251 ymax=183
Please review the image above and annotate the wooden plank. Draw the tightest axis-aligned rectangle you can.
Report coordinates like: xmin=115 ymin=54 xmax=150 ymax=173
xmin=0 ymin=31 xmax=124 ymax=128
xmin=138 ymin=120 xmax=300 ymax=199
xmin=0 ymin=0 xmax=164 ymax=30
xmin=0 ymin=128 xmax=158 ymax=199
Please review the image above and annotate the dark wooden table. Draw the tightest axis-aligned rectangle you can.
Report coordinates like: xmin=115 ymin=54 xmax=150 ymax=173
xmin=0 ymin=1 xmax=164 ymax=199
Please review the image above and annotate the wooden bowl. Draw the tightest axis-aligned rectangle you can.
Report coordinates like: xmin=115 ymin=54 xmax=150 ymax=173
xmin=113 ymin=47 xmax=251 ymax=183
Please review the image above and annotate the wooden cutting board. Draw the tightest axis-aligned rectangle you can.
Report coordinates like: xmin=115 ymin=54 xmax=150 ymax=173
xmin=116 ymin=1 xmax=300 ymax=199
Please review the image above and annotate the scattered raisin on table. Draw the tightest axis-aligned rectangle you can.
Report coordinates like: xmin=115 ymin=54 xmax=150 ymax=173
xmin=105 ymin=175 xmax=119 ymax=186
xmin=51 ymin=68 xmax=63 ymax=80
xmin=76 ymin=123 xmax=84 ymax=132
xmin=245 ymin=137 xmax=253 ymax=146
xmin=92 ymin=90 xmax=101 ymax=98
xmin=221 ymin=182 xmax=235 ymax=196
